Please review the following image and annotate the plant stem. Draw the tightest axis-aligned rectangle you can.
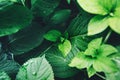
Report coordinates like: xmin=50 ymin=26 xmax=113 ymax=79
xmin=96 ymin=73 xmax=106 ymax=80
xmin=103 ymin=30 xmax=112 ymax=43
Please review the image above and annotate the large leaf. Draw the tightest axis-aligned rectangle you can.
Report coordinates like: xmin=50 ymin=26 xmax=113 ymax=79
xmin=109 ymin=17 xmax=120 ymax=34
xmin=88 ymin=15 xmax=109 ymax=35
xmin=0 ymin=71 xmax=11 ymax=80
xmin=67 ymin=12 xmax=92 ymax=36
xmin=8 ymin=22 xmax=47 ymax=55
xmin=16 ymin=56 xmax=54 ymax=80
xmin=77 ymin=0 xmax=108 ymax=15
xmin=93 ymin=57 xmax=118 ymax=73
xmin=45 ymin=46 xmax=79 ymax=78
xmin=31 ymin=0 xmax=60 ymax=18
xmin=0 ymin=59 xmax=20 ymax=75
xmin=0 ymin=3 xmax=32 ymax=37
xmin=99 ymin=44 xmax=118 ymax=57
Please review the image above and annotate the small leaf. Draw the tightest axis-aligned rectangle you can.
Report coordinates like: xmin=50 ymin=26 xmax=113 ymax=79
xmin=99 ymin=44 xmax=118 ymax=57
xmin=77 ymin=0 xmax=108 ymax=15
xmin=69 ymin=52 xmax=93 ymax=69
xmin=109 ymin=17 xmax=120 ymax=34
xmin=88 ymin=15 xmax=109 ymax=35
xmin=0 ymin=71 xmax=11 ymax=80
xmin=87 ymin=66 xmax=96 ymax=78
xmin=16 ymin=56 xmax=54 ymax=80
xmin=58 ymin=39 xmax=72 ymax=57
xmin=50 ymin=9 xmax=71 ymax=24
xmin=67 ymin=0 xmax=71 ymax=4
xmin=88 ymin=38 xmax=103 ymax=49
xmin=93 ymin=57 xmax=118 ymax=73
xmin=44 ymin=30 xmax=61 ymax=42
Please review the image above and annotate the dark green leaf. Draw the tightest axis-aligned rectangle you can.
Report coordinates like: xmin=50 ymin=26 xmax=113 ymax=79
xmin=8 ymin=22 xmax=46 ymax=55
xmin=67 ymin=12 xmax=92 ymax=36
xmin=49 ymin=9 xmax=71 ymax=24
xmin=31 ymin=0 xmax=60 ymax=18
xmin=0 ymin=3 xmax=32 ymax=36
xmin=16 ymin=56 xmax=54 ymax=80
xmin=44 ymin=30 xmax=61 ymax=42
xmin=45 ymin=46 xmax=79 ymax=78
xmin=0 ymin=71 xmax=11 ymax=80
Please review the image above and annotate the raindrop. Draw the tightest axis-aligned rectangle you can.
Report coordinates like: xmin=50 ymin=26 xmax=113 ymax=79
xmin=32 ymin=72 xmax=37 ymax=76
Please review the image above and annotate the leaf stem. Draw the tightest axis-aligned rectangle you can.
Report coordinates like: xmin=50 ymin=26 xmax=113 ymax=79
xmin=95 ymin=73 xmax=106 ymax=80
xmin=103 ymin=30 xmax=112 ymax=43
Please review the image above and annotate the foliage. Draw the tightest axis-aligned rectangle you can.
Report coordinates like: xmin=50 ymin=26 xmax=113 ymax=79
xmin=0 ymin=0 xmax=120 ymax=80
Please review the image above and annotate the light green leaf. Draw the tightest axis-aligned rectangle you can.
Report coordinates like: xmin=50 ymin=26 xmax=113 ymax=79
xmin=77 ymin=0 xmax=108 ymax=15
xmin=93 ymin=57 xmax=118 ymax=73
xmin=0 ymin=71 xmax=11 ymax=80
xmin=87 ymin=66 xmax=96 ymax=78
xmin=8 ymin=22 xmax=46 ymax=55
xmin=67 ymin=0 xmax=71 ymax=4
xmin=44 ymin=30 xmax=61 ymax=42
xmin=31 ymin=0 xmax=60 ymax=18
xmin=49 ymin=9 xmax=71 ymax=24
xmin=46 ymin=47 xmax=79 ymax=78
xmin=0 ymin=4 xmax=32 ymax=37
xmin=109 ymin=17 xmax=120 ymax=34
xmin=99 ymin=44 xmax=118 ymax=57
xmin=16 ymin=56 xmax=54 ymax=80
xmin=106 ymin=71 xmax=120 ymax=80
xmin=69 ymin=52 xmax=93 ymax=69
xmin=58 ymin=39 xmax=72 ymax=57
xmin=84 ymin=47 xmax=97 ymax=57
xmin=88 ymin=15 xmax=109 ymax=35
xmin=88 ymin=38 xmax=102 ymax=49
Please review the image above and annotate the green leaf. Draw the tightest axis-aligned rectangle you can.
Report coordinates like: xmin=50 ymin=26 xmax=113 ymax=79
xmin=88 ymin=15 xmax=109 ymax=35
xmin=106 ymin=71 xmax=120 ymax=80
xmin=31 ymin=0 xmax=60 ymax=18
xmin=109 ymin=17 xmax=120 ymax=34
xmin=69 ymin=52 xmax=93 ymax=69
xmin=67 ymin=0 xmax=71 ymax=4
xmin=87 ymin=66 xmax=96 ymax=78
xmin=44 ymin=30 xmax=61 ymax=42
xmin=49 ymin=9 xmax=71 ymax=24
xmin=67 ymin=12 xmax=93 ymax=36
xmin=88 ymin=38 xmax=102 ymax=49
xmin=8 ymin=22 xmax=46 ymax=55
xmin=0 ymin=71 xmax=11 ymax=80
xmin=0 ymin=60 xmax=20 ymax=75
xmin=58 ymin=39 xmax=72 ymax=57
xmin=93 ymin=57 xmax=118 ymax=73
xmin=0 ymin=4 xmax=32 ymax=37
xmin=84 ymin=47 xmax=98 ymax=57
xmin=99 ymin=44 xmax=118 ymax=57
xmin=77 ymin=0 xmax=108 ymax=15
xmin=0 ymin=0 xmax=13 ymax=10
xmin=45 ymin=46 xmax=79 ymax=78
xmin=16 ymin=56 xmax=54 ymax=80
